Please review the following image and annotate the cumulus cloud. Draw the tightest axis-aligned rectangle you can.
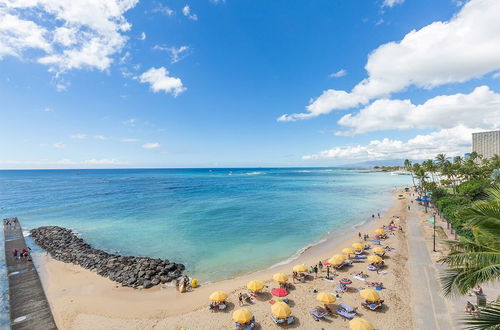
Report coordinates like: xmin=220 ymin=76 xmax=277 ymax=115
xmin=151 ymin=4 xmax=174 ymax=16
xmin=182 ymin=5 xmax=198 ymax=20
xmin=138 ymin=67 xmax=186 ymax=96
xmin=280 ymin=0 xmax=500 ymax=121
xmin=383 ymin=0 xmax=405 ymax=7
xmin=139 ymin=32 xmax=146 ymax=40
xmin=329 ymin=69 xmax=347 ymax=78
xmin=0 ymin=0 xmax=138 ymax=72
xmin=142 ymin=142 xmax=160 ymax=149
xmin=336 ymin=85 xmax=500 ymax=135
xmin=121 ymin=138 xmax=139 ymax=142
xmin=303 ymin=126 xmax=476 ymax=161
xmin=153 ymin=45 xmax=190 ymax=63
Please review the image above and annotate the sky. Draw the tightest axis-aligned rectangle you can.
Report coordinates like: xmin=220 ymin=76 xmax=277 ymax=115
xmin=0 ymin=0 xmax=499 ymax=169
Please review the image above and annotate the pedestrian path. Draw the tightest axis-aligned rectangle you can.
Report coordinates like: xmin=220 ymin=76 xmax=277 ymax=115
xmin=3 ymin=220 xmax=57 ymax=330
xmin=407 ymin=214 xmax=454 ymax=330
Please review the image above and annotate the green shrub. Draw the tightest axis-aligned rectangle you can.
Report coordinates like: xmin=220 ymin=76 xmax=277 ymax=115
xmin=457 ymin=178 xmax=490 ymax=200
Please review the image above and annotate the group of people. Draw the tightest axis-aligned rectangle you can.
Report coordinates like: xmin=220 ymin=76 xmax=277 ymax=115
xmin=12 ymin=247 xmax=31 ymax=260
xmin=176 ymin=275 xmax=191 ymax=293
xmin=358 ymin=232 xmax=370 ymax=241
xmin=238 ymin=292 xmax=255 ymax=306
xmin=3 ymin=217 xmax=19 ymax=229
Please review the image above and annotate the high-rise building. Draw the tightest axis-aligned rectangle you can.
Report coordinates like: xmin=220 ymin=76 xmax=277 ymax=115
xmin=472 ymin=130 xmax=500 ymax=158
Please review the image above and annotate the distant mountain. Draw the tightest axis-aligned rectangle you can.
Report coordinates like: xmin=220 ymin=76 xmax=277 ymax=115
xmin=339 ymin=159 xmax=424 ymax=168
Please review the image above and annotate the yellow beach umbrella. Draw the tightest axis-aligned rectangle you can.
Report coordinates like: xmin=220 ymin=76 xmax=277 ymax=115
xmin=273 ymin=273 xmax=289 ymax=283
xmin=342 ymin=248 xmax=355 ymax=255
xmin=349 ymin=317 xmax=374 ymax=330
xmin=292 ymin=264 xmax=308 ymax=273
xmin=328 ymin=254 xmax=346 ymax=266
xmin=373 ymin=247 xmax=385 ymax=254
xmin=209 ymin=291 xmax=228 ymax=302
xmin=367 ymin=255 xmax=383 ymax=263
xmin=375 ymin=228 xmax=386 ymax=235
xmin=232 ymin=308 xmax=253 ymax=323
xmin=316 ymin=292 xmax=336 ymax=304
xmin=247 ymin=280 xmax=264 ymax=292
xmin=271 ymin=301 xmax=291 ymax=318
xmin=352 ymin=243 xmax=364 ymax=250
xmin=359 ymin=288 xmax=380 ymax=302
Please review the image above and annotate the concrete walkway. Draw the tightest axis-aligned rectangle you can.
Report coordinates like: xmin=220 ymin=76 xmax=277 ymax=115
xmin=407 ymin=214 xmax=454 ymax=330
xmin=3 ymin=221 xmax=57 ymax=330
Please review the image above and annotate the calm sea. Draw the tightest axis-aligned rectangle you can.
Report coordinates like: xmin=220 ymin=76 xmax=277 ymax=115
xmin=0 ymin=168 xmax=410 ymax=323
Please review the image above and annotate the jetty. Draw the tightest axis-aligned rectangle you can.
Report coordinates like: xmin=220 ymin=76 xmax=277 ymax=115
xmin=3 ymin=218 xmax=57 ymax=330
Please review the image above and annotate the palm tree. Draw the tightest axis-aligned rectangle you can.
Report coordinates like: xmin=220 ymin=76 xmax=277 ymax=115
xmin=439 ymin=185 xmax=500 ymax=296
xmin=436 ymin=153 xmax=447 ymax=169
xmin=404 ymin=159 xmax=417 ymax=188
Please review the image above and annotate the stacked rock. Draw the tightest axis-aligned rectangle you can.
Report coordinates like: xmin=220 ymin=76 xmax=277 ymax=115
xmin=30 ymin=226 xmax=184 ymax=289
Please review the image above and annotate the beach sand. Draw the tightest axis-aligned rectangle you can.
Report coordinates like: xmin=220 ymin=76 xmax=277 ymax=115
xmin=33 ymin=188 xmax=414 ymax=330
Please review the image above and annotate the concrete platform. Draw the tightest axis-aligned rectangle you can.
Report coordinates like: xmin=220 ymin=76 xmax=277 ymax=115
xmin=3 ymin=220 xmax=57 ymax=330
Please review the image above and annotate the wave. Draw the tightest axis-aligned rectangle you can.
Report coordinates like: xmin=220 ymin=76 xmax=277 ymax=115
xmin=268 ymin=237 xmax=328 ymax=269
xmin=245 ymin=172 xmax=265 ymax=176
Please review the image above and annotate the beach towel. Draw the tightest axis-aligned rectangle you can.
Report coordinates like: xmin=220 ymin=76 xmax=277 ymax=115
xmin=336 ymin=309 xmax=356 ymax=319
xmin=339 ymin=303 xmax=356 ymax=313
xmin=353 ymin=275 xmax=366 ymax=281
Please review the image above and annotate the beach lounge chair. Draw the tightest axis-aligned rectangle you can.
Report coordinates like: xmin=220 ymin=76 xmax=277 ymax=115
xmin=365 ymin=303 xmax=381 ymax=310
xmin=219 ymin=303 xmax=227 ymax=310
xmin=336 ymin=309 xmax=356 ymax=319
xmin=339 ymin=303 xmax=356 ymax=313
xmin=271 ymin=315 xmax=285 ymax=324
xmin=352 ymin=258 xmax=365 ymax=263
xmin=309 ymin=307 xmax=329 ymax=321
xmin=286 ymin=316 xmax=295 ymax=325
xmin=335 ymin=285 xmax=347 ymax=293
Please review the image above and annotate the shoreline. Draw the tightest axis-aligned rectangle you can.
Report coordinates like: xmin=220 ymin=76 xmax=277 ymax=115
xmin=32 ymin=187 xmax=412 ymax=329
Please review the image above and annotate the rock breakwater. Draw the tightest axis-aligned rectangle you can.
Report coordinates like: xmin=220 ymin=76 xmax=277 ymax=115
xmin=30 ymin=226 xmax=185 ymax=289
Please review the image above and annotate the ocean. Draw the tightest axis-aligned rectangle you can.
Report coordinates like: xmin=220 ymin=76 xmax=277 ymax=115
xmin=0 ymin=168 xmax=410 ymax=323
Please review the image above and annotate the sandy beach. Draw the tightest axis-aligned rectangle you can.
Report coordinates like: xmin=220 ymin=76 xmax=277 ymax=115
xmin=33 ymin=188 xmax=414 ymax=330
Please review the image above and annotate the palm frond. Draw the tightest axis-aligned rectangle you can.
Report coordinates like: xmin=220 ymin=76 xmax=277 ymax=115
xmin=462 ymin=301 xmax=500 ymax=329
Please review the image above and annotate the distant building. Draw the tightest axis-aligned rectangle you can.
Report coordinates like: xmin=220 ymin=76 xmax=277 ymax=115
xmin=472 ymin=130 xmax=500 ymax=158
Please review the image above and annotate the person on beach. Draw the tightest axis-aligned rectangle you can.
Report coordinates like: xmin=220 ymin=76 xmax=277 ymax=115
xmin=12 ymin=248 xmax=18 ymax=258
xmin=313 ymin=265 xmax=318 ymax=278
xmin=326 ymin=266 xmax=330 ymax=279
xmin=358 ymin=232 xmax=362 ymax=239
xmin=372 ymin=214 xmax=375 ymax=219
xmin=238 ymin=293 xmax=244 ymax=306
xmin=378 ymin=212 xmax=380 ymax=218
xmin=408 ymin=205 xmax=411 ymax=210
xmin=318 ymin=261 xmax=323 ymax=272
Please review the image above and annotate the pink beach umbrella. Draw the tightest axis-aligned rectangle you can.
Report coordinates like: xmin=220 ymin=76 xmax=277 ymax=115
xmin=271 ymin=288 xmax=288 ymax=297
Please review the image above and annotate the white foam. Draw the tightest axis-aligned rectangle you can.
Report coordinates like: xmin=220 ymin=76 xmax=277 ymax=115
xmin=268 ymin=237 xmax=328 ymax=269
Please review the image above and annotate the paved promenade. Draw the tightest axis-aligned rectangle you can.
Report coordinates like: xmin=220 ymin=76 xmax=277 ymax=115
xmin=407 ymin=214 xmax=454 ymax=330
xmin=3 ymin=220 xmax=57 ymax=330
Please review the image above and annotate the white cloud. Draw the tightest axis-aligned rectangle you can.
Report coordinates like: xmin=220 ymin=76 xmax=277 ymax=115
xmin=121 ymin=138 xmax=139 ymax=142
xmin=139 ymin=32 xmax=146 ymax=40
xmin=71 ymin=133 xmax=88 ymax=139
xmin=142 ymin=142 xmax=160 ymax=149
xmin=94 ymin=135 xmax=107 ymax=140
xmin=153 ymin=45 xmax=190 ymax=63
xmin=336 ymin=85 xmax=500 ymax=135
xmin=382 ymin=0 xmax=405 ymax=8
xmin=0 ymin=0 xmax=138 ymax=72
xmin=329 ymin=69 xmax=347 ymax=78
xmin=122 ymin=118 xmax=136 ymax=126
xmin=42 ymin=107 xmax=53 ymax=112
xmin=53 ymin=141 xmax=66 ymax=149
xmin=182 ymin=5 xmax=198 ymax=20
xmin=303 ymin=125 xmax=476 ymax=161
xmin=152 ymin=4 xmax=174 ymax=16
xmin=83 ymin=158 xmax=126 ymax=165
xmin=280 ymin=0 xmax=500 ymax=121
xmin=138 ymin=67 xmax=186 ymax=96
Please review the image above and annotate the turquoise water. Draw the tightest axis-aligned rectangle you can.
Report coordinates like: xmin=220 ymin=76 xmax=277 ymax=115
xmin=0 ymin=168 xmax=409 ymax=322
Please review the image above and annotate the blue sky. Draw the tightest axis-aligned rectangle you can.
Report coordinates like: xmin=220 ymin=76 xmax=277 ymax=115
xmin=0 ymin=0 xmax=499 ymax=168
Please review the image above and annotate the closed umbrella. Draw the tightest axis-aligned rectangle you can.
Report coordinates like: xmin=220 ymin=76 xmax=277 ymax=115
xmin=271 ymin=301 xmax=291 ymax=318
xmin=316 ymin=292 xmax=336 ymax=303
xmin=232 ymin=308 xmax=253 ymax=324
xmin=209 ymin=291 xmax=228 ymax=302
xmin=247 ymin=280 xmax=264 ymax=292
xmin=359 ymin=288 xmax=380 ymax=302
xmin=349 ymin=317 xmax=374 ymax=330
